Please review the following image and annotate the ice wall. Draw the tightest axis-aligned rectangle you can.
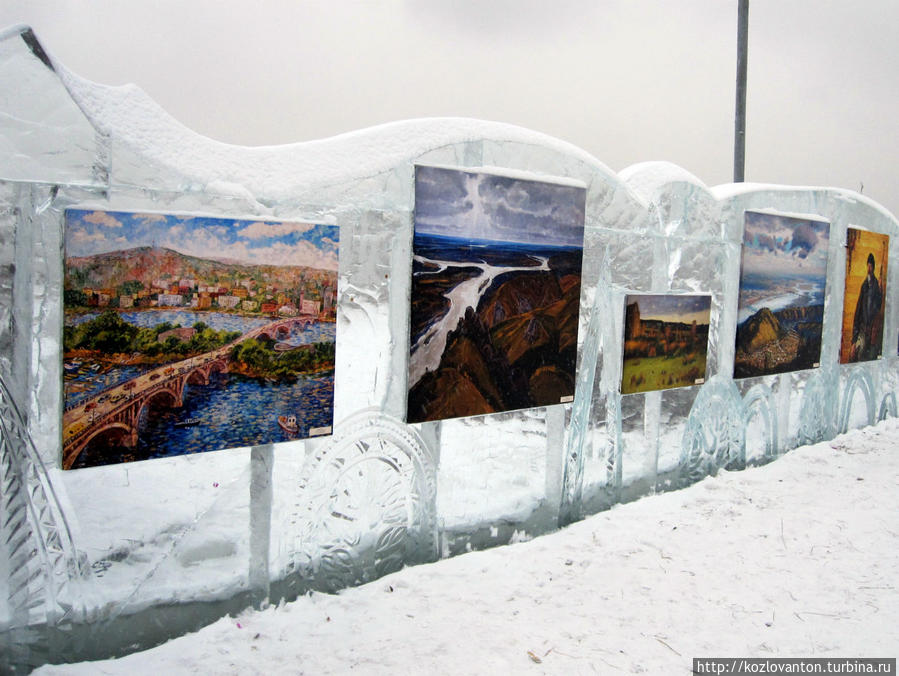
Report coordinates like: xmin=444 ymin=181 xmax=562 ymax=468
xmin=1 ymin=25 xmax=897 ymax=670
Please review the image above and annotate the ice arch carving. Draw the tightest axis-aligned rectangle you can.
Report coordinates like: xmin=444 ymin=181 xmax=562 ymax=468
xmin=1 ymin=23 xmax=898 ymax=669
xmin=838 ymin=369 xmax=875 ymax=433
xmin=879 ymin=392 xmax=897 ymax=421
xmin=680 ymin=376 xmax=746 ymax=485
xmin=0 ymin=373 xmax=92 ymax=669
xmin=798 ymin=370 xmax=838 ymax=446
xmin=286 ymin=410 xmax=438 ymax=593
xmin=742 ymin=383 xmax=778 ymax=461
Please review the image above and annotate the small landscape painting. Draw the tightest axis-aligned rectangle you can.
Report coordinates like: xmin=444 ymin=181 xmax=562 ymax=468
xmin=839 ymin=227 xmax=888 ymax=363
xmin=62 ymin=208 xmax=339 ymax=470
xmin=621 ymin=294 xmax=711 ymax=394
xmin=407 ymin=165 xmax=586 ymax=423
xmin=734 ymin=210 xmax=830 ymax=379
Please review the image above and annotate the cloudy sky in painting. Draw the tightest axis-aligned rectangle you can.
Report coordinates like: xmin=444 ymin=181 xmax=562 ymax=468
xmin=414 ymin=166 xmax=585 ymax=247
xmin=628 ymin=294 xmax=712 ymax=325
xmin=0 ymin=1 xmax=896 ymax=216
xmin=741 ymin=211 xmax=830 ymax=278
xmin=65 ymin=209 xmax=339 ymax=270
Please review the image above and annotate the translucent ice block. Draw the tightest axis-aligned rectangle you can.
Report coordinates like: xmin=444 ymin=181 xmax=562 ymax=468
xmin=2 ymin=24 xmax=899 ymax=671
xmin=0 ymin=26 xmax=106 ymax=187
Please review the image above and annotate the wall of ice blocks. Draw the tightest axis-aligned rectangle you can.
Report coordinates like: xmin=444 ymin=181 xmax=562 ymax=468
xmin=1 ymin=25 xmax=897 ymax=668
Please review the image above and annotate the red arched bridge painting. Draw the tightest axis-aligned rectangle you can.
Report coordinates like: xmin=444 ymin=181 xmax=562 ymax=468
xmin=62 ymin=316 xmax=326 ymax=469
xmin=62 ymin=208 xmax=339 ymax=470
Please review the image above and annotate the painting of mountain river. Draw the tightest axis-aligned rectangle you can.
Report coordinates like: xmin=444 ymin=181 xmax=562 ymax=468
xmin=734 ymin=210 xmax=830 ymax=379
xmin=408 ymin=165 xmax=586 ymax=423
xmin=62 ymin=208 xmax=339 ymax=470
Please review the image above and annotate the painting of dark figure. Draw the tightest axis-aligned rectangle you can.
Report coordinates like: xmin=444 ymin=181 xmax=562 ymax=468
xmin=840 ymin=228 xmax=888 ymax=363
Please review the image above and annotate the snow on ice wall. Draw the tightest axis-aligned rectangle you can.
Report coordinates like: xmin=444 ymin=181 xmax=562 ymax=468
xmin=1 ymin=25 xmax=897 ymax=667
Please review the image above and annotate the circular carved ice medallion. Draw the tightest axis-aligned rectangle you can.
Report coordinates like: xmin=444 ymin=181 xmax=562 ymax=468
xmin=292 ymin=411 xmax=437 ymax=590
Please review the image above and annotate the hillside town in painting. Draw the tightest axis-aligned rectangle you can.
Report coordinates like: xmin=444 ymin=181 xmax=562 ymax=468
xmin=408 ymin=166 xmax=586 ymax=423
xmin=62 ymin=209 xmax=339 ymax=469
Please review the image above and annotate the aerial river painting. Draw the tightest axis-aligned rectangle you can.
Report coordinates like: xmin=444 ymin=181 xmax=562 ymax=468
xmin=408 ymin=166 xmax=586 ymax=423
xmin=734 ymin=210 xmax=830 ymax=378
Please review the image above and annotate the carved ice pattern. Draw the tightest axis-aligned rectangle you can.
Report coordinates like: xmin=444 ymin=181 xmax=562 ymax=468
xmin=560 ymin=282 xmax=604 ymax=525
xmin=0 ymin=24 xmax=898 ymax=666
xmin=879 ymin=392 xmax=897 ymax=420
xmin=797 ymin=369 xmax=837 ymax=446
xmin=880 ymin=367 xmax=899 ymax=420
xmin=287 ymin=411 xmax=437 ymax=592
xmin=0 ymin=372 xmax=91 ymax=629
xmin=562 ymin=251 xmax=619 ymax=523
xmin=680 ymin=376 xmax=745 ymax=485
xmin=838 ymin=368 xmax=875 ymax=433
xmin=742 ymin=383 xmax=778 ymax=461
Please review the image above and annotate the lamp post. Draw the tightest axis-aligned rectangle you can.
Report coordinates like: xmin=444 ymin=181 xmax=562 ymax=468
xmin=734 ymin=0 xmax=749 ymax=182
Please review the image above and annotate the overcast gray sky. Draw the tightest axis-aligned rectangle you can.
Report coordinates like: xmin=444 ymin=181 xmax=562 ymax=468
xmin=2 ymin=1 xmax=897 ymax=218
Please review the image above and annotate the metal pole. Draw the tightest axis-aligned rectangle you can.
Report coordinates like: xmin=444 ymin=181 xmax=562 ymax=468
xmin=734 ymin=0 xmax=749 ymax=182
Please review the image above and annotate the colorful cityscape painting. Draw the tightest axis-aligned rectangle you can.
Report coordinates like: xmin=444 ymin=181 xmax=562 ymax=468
xmin=840 ymin=228 xmax=888 ymax=363
xmin=62 ymin=209 xmax=339 ymax=469
xmin=407 ymin=165 xmax=586 ymax=423
xmin=621 ymin=294 xmax=711 ymax=394
xmin=734 ymin=211 xmax=830 ymax=378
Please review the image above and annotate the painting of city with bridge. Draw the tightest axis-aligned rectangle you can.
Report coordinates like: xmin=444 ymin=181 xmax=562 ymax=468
xmin=62 ymin=209 xmax=339 ymax=470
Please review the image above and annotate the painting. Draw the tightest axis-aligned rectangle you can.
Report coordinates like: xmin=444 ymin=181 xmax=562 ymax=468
xmin=407 ymin=165 xmax=586 ymax=423
xmin=840 ymin=228 xmax=888 ymax=363
xmin=621 ymin=294 xmax=711 ymax=394
xmin=62 ymin=209 xmax=339 ymax=469
xmin=734 ymin=210 xmax=830 ymax=378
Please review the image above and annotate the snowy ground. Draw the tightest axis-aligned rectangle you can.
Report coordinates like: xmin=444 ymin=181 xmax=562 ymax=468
xmin=36 ymin=419 xmax=899 ymax=675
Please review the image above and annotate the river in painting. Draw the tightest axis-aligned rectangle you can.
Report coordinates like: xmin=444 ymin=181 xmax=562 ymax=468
xmin=66 ymin=309 xmax=335 ymax=468
xmin=71 ymin=371 xmax=334 ymax=469
xmin=64 ymin=309 xmax=335 ymax=406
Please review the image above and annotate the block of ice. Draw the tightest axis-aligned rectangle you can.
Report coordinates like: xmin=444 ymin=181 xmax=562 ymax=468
xmin=1 ymin=24 xmax=898 ymax=671
xmin=0 ymin=26 xmax=107 ymax=187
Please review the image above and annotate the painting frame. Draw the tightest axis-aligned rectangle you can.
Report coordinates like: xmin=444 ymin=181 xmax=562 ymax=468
xmin=733 ymin=209 xmax=831 ymax=379
xmin=620 ymin=293 xmax=712 ymax=395
xmin=839 ymin=227 xmax=888 ymax=364
xmin=62 ymin=207 xmax=339 ymax=470
xmin=406 ymin=164 xmax=586 ymax=424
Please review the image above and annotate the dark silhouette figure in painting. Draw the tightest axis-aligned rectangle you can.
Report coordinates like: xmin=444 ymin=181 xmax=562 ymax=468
xmin=851 ymin=252 xmax=883 ymax=361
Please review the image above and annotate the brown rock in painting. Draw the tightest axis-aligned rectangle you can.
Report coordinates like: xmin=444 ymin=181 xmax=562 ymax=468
xmin=528 ymin=365 xmax=574 ymax=405
xmin=736 ymin=307 xmax=783 ymax=352
xmin=441 ymin=334 xmax=505 ymax=411
xmin=478 ymin=272 xmax=563 ymax=329
xmin=407 ymin=367 xmax=494 ymax=422
xmin=491 ymin=314 xmax=554 ymax=366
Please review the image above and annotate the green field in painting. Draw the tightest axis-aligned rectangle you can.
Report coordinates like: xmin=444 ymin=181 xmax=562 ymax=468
xmin=621 ymin=352 xmax=706 ymax=394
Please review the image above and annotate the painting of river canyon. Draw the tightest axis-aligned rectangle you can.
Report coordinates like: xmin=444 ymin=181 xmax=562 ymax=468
xmin=407 ymin=166 xmax=586 ymax=423
xmin=734 ymin=210 xmax=830 ymax=379
xmin=62 ymin=208 xmax=339 ymax=469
